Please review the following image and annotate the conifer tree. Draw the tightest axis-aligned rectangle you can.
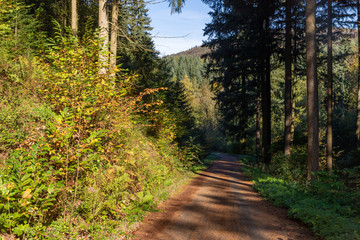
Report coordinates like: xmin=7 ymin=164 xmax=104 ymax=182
xmin=356 ymin=0 xmax=360 ymax=148
xmin=306 ymin=0 xmax=319 ymax=180
xmin=284 ymin=0 xmax=293 ymax=155
xmin=168 ymin=0 xmax=186 ymax=13
xmin=203 ymin=0 xmax=281 ymax=159
xmin=327 ymin=0 xmax=333 ymax=173
xmin=117 ymin=0 xmax=158 ymax=87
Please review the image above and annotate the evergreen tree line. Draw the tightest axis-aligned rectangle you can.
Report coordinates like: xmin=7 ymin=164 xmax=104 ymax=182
xmin=202 ymin=0 xmax=360 ymax=180
xmin=164 ymin=54 xmax=225 ymax=150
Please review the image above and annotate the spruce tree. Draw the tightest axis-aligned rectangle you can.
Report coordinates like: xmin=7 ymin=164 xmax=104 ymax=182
xmin=203 ymin=0 xmax=281 ymax=158
xmin=284 ymin=0 xmax=293 ymax=155
xmin=117 ymin=0 xmax=158 ymax=88
xmin=306 ymin=0 xmax=319 ymax=181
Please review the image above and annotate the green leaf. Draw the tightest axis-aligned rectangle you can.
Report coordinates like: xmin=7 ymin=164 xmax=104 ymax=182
xmin=21 ymin=172 xmax=32 ymax=182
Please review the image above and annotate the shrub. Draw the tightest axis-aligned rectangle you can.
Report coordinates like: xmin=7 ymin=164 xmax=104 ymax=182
xmin=242 ymin=157 xmax=360 ymax=240
xmin=0 ymin=28 xmax=203 ymax=238
xmin=0 ymin=143 xmax=63 ymax=237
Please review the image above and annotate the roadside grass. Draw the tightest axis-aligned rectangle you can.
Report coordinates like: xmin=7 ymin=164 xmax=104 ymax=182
xmin=191 ymin=152 xmax=220 ymax=173
xmin=118 ymin=153 xmax=220 ymax=238
xmin=239 ymin=155 xmax=360 ymax=240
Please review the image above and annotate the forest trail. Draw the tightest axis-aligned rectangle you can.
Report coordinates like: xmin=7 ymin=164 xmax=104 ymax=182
xmin=132 ymin=154 xmax=314 ymax=240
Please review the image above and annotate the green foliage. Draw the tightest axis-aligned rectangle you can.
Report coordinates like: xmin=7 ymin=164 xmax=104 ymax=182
xmin=0 ymin=143 xmax=63 ymax=237
xmin=338 ymin=166 xmax=360 ymax=189
xmin=0 ymin=0 xmax=44 ymax=56
xmin=241 ymin=156 xmax=360 ymax=240
xmin=0 ymin=0 xmax=45 ymax=156
xmin=267 ymin=146 xmax=307 ymax=182
xmin=191 ymin=152 xmax=219 ymax=173
xmin=178 ymin=138 xmax=205 ymax=169
xmin=166 ymin=55 xmax=205 ymax=85
xmin=165 ymin=55 xmax=224 ymax=150
xmin=0 ymin=21 xmax=205 ymax=238
xmin=117 ymin=0 xmax=158 ymax=90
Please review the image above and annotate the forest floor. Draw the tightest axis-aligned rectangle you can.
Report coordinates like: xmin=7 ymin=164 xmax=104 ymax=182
xmin=131 ymin=154 xmax=315 ymax=240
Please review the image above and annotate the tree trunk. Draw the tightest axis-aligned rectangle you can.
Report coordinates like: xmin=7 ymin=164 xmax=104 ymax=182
xmin=291 ymin=8 xmax=297 ymax=147
xmin=327 ymin=0 xmax=333 ymax=174
xmin=356 ymin=0 xmax=360 ymax=148
xmin=291 ymin=63 xmax=296 ymax=146
xmin=15 ymin=0 xmax=18 ymax=51
xmin=263 ymin=53 xmax=271 ymax=164
xmin=99 ymin=0 xmax=109 ymax=74
xmin=241 ymin=74 xmax=247 ymax=152
xmin=262 ymin=17 xmax=272 ymax=164
xmin=110 ymin=0 xmax=119 ymax=73
xmin=71 ymin=0 xmax=78 ymax=35
xmin=305 ymin=0 xmax=319 ymax=181
xmin=284 ymin=0 xmax=292 ymax=156
xmin=256 ymin=95 xmax=261 ymax=158
xmin=63 ymin=0 xmax=68 ymax=29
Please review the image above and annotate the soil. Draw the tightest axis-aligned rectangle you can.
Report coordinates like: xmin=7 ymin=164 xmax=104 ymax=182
xmin=132 ymin=154 xmax=315 ymax=240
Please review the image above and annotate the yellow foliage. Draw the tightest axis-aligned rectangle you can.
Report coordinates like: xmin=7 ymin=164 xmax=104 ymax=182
xmin=22 ymin=188 xmax=32 ymax=199
xmin=346 ymin=45 xmax=358 ymax=73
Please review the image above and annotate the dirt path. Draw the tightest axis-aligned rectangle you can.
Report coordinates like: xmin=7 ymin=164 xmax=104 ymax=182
xmin=132 ymin=154 xmax=314 ymax=240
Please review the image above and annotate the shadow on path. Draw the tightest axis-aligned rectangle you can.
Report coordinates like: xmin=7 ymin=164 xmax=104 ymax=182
xmin=133 ymin=154 xmax=315 ymax=240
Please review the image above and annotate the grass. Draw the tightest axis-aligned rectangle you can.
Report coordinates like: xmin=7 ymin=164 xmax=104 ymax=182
xmin=239 ymin=155 xmax=360 ymax=240
xmin=115 ymin=153 xmax=220 ymax=238
xmin=190 ymin=152 xmax=220 ymax=173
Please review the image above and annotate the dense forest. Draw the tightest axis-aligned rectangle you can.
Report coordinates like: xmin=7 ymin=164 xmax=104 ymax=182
xmin=202 ymin=0 xmax=360 ymax=239
xmin=1 ymin=0 xmax=360 ymax=239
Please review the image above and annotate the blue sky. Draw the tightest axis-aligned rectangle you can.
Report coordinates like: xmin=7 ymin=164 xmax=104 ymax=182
xmin=147 ymin=0 xmax=212 ymax=56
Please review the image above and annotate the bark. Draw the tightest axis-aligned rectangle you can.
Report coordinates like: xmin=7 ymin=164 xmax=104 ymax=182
xmin=241 ymin=74 xmax=247 ymax=152
xmin=291 ymin=63 xmax=296 ymax=146
xmin=327 ymin=0 xmax=333 ymax=174
xmin=291 ymin=8 xmax=297 ymax=146
xmin=305 ymin=0 xmax=319 ymax=181
xmin=256 ymin=95 xmax=261 ymax=158
xmin=261 ymin=17 xmax=271 ymax=164
xmin=284 ymin=0 xmax=292 ymax=156
xmin=63 ymin=0 xmax=68 ymax=28
xmin=99 ymin=0 xmax=109 ymax=74
xmin=356 ymin=0 xmax=360 ymax=148
xmin=15 ymin=0 xmax=18 ymax=51
xmin=110 ymin=0 xmax=119 ymax=73
xmin=71 ymin=0 xmax=78 ymax=35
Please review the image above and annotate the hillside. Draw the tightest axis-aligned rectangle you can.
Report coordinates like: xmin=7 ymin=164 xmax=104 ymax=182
xmin=169 ymin=46 xmax=211 ymax=58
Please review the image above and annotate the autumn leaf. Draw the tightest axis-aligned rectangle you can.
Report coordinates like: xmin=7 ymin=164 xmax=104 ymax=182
xmin=22 ymin=189 xmax=32 ymax=199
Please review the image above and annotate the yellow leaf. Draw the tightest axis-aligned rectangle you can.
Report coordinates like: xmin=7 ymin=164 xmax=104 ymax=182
xmin=22 ymin=189 xmax=32 ymax=199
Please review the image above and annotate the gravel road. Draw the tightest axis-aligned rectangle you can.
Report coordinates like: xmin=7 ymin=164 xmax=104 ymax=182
xmin=133 ymin=154 xmax=314 ymax=240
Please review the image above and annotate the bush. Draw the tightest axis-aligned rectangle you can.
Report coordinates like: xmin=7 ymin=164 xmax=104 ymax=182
xmin=242 ymin=157 xmax=360 ymax=240
xmin=0 ymin=28 xmax=204 ymax=239
xmin=267 ymin=146 xmax=307 ymax=182
xmin=0 ymin=145 xmax=63 ymax=237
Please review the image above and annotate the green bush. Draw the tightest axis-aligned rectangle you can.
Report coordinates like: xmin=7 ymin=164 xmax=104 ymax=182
xmin=0 ymin=143 xmax=63 ymax=237
xmin=248 ymin=146 xmax=307 ymax=183
xmin=242 ymin=157 xmax=360 ymax=240
xmin=0 ymin=28 xmax=204 ymax=239
xmin=191 ymin=152 xmax=219 ymax=172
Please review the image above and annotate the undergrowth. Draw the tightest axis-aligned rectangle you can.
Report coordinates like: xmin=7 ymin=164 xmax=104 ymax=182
xmin=191 ymin=152 xmax=219 ymax=173
xmin=0 ymin=26 xmax=204 ymax=239
xmin=240 ymin=155 xmax=360 ymax=240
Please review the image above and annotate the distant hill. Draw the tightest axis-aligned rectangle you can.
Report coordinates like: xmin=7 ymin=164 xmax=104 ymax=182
xmin=169 ymin=46 xmax=211 ymax=58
